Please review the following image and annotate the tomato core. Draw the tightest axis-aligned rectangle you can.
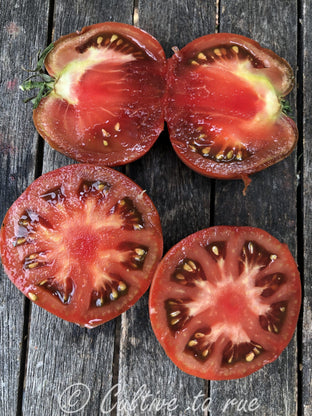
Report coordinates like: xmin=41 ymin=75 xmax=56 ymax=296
xmin=66 ymin=228 xmax=99 ymax=262
xmin=217 ymin=285 xmax=247 ymax=324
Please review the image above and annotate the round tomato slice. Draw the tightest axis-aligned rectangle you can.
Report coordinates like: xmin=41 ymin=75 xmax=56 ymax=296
xmin=166 ymin=33 xmax=298 ymax=180
xmin=0 ymin=164 xmax=163 ymax=327
xmin=149 ymin=226 xmax=301 ymax=380
xmin=33 ymin=22 xmax=166 ymax=166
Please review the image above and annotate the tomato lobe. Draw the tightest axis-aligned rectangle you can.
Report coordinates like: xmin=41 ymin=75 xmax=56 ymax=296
xmin=149 ymin=226 xmax=301 ymax=380
xmin=0 ymin=164 xmax=163 ymax=327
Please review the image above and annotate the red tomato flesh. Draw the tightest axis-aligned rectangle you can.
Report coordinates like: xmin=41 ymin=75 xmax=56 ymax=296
xmin=165 ymin=34 xmax=298 ymax=179
xmin=29 ymin=29 xmax=297 ymax=179
xmin=34 ymin=23 xmax=166 ymax=166
xmin=0 ymin=164 xmax=163 ymax=327
xmin=149 ymin=226 xmax=301 ymax=380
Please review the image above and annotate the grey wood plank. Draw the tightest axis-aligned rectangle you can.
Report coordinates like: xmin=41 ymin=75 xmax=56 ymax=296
xmin=0 ymin=1 xmax=50 ymax=415
xmin=302 ymin=1 xmax=312 ymax=414
xmin=210 ymin=1 xmax=299 ymax=416
xmin=21 ymin=2 xmax=134 ymax=415
xmin=117 ymin=1 xmax=217 ymax=415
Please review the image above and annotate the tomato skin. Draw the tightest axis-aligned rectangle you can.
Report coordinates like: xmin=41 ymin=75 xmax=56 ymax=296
xmin=149 ymin=226 xmax=301 ymax=380
xmin=166 ymin=33 xmax=298 ymax=180
xmin=33 ymin=22 xmax=167 ymax=166
xmin=0 ymin=164 xmax=163 ymax=327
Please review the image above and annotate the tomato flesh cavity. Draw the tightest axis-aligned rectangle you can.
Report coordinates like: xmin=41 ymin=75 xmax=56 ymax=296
xmin=166 ymin=34 xmax=298 ymax=179
xmin=34 ymin=23 xmax=166 ymax=166
xmin=0 ymin=164 xmax=163 ymax=327
xmin=149 ymin=226 xmax=301 ymax=380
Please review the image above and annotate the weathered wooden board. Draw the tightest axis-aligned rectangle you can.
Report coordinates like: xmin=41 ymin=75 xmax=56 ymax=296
xmin=210 ymin=1 xmax=299 ymax=415
xmin=0 ymin=0 xmax=310 ymax=415
xmin=302 ymin=1 xmax=312 ymax=415
xmin=0 ymin=1 xmax=50 ymax=415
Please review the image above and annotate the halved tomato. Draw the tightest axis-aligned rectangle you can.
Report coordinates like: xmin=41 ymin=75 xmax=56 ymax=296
xmin=166 ymin=33 xmax=298 ymax=180
xmin=31 ymin=22 xmax=166 ymax=166
xmin=149 ymin=226 xmax=301 ymax=380
xmin=0 ymin=164 xmax=163 ymax=327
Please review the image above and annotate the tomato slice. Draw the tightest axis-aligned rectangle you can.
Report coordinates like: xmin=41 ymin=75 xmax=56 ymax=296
xmin=149 ymin=226 xmax=301 ymax=380
xmin=0 ymin=164 xmax=163 ymax=327
xmin=33 ymin=22 xmax=166 ymax=166
xmin=166 ymin=33 xmax=298 ymax=179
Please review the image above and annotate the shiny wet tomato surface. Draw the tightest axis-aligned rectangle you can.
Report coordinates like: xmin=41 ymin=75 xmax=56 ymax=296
xmin=149 ymin=226 xmax=301 ymax=380
xmin=166 ymin=33 xmax=298 ymax=180
xmin=34 ymin=22 xmax=166 ymax=166
xmin=0 ymin=164 xmax=163 ymax=327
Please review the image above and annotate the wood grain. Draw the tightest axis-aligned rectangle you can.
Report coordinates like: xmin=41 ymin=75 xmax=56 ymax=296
xmin=0 ymin=0 xmax=309 ymax=415
xmin=0 ymin=1 xmax=50 ymax=414
xmin=302 ymin=1 xmax=312 ymax=414
xmin=210 ymin=1 xmax=299 ymax=415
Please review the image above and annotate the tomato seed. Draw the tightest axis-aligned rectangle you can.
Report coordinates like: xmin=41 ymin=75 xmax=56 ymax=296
xmin=28 ymin=292 xmax=38 ymax=301
xmin=15 ymin=237 xmax=26 ymax=246
xmin=118 ymin=281 xmax=127 ymax=292
xmin=183 ymin=263 xmax=193 ymax=272
xmin=197 ymin=52 xmax=207 ymax=60
xmin=214 ymin=48 xmax=222 ymax=57
xmin=245 ymin=352 xmax=255 ymax=362
xmin=110 ymin=34 xmax=118 ymax=43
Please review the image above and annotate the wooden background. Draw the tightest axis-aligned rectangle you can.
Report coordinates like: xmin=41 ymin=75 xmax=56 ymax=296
xmin=0 ymin=0 xmax=311 ymax=415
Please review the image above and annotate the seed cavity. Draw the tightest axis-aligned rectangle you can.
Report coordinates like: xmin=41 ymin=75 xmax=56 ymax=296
xmin=185 ymin=327 xmax=213 ymax=361
xmin=165 ymin=298 xmax=192 ymax=333
xmin=91 ymin=278 xmax=128 ymax=308
xmin=259 ymin=301 xmax=288 ymax=334
xmin=39 ymin=277 xmax=74 ymax=304
xmin=79 ymin=180 xmax=111 ymax=199
xmin=110 ymin=197 xmax=144 ymax=231
xmin=172 ymin=258 xmax=205 ymax=287
xmin=189 ymin=136 xmax=252 ymax=163
xmin=206 ymin=241 xmax=226 ymax=262
xmin=255 ymin=273 xmax=286 ymax=298
xmin=240 ymin=240 xmax=273 ymax=274
xmin=40 ymin=186 xmax=65 ymax=205
xmin=222 ymin=340 xmax=264 ymax=366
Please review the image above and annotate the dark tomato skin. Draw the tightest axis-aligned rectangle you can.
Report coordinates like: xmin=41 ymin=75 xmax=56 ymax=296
xmin=34 ymin=22 xmax=167 ymax=166
xmin=165 ymin=33 xmax=298 ymax=180
xmin=149 ymin=226 xmax=301 ymax=380
xmin=0 ymin=164 xmax=163 ymax=327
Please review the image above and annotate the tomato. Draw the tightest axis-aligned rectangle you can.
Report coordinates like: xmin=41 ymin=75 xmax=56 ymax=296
xmin=149 ymin=226 xmax=301 ymax=380
xmin=165 ymin=33 xmax=298 ymax=180
xmin=32 ymin=22 xmax=166 ymax=166
xmin=0 ymin=164 xmax=163 ymax=327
